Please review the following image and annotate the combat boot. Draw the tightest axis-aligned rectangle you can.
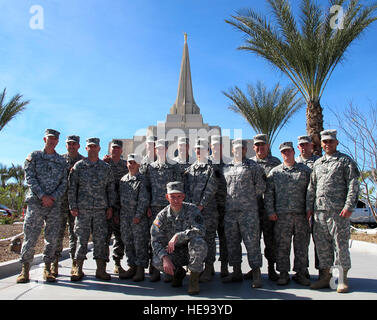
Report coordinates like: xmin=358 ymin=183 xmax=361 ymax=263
xmin=119 ymin=265 xmax=137 ymax=279
xmin=310 ymin=268 xmax=331 ymax=290
xmin=132 ymin=266 xmax=145 ymax=282
xmin=172 ymin=267 xmax=187 ymax=287
xmin=222 ymin=264 xmax=243 ymax=283
xmin=293 ymin=271 xmax=311 ymax=286
xmin=149 ymin=265 xmax=161 ymax=282
xmin=16 ymin=262 xmax=30 ymax=284
xmin=337 ymin=269 xmax=349 ymax=293
xmin=95 ymin=259 xmax=111 ymax=281
xmin=251 ymin=268 xmax=262 ymax=288
xmin=71 ymin=259 xmax=84 ymax=281
xmin=277 ymin=271 xmax=290 ymax=285
xmin=43 ymin=263 xmax=56 ymax=282
xmin=268 ymin=262 xmax=279 ymax=281
xmin=199 ymin=263 xmax=214 ymax=283
xmin=188 ymin=271 xmax=200 ymax=295
xmin=220 ymin=262 xmax=229 ymax=278
xmin=51 ymin=257 xmax=59 ymax=277
xmin=113 ymin=258 xmax=126 ymax=274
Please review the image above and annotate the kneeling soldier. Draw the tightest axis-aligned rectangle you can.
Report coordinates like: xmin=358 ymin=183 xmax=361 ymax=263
xmin=150 ymin=181 xmax=208 ymax=295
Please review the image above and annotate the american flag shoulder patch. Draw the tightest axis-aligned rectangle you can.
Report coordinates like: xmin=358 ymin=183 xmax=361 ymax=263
xmin=153 ymin=219 xmax=161 ymax=228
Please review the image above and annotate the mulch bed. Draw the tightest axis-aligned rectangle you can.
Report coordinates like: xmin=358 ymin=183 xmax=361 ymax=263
xmin=0 ymin=223 xmax=70 ymax=263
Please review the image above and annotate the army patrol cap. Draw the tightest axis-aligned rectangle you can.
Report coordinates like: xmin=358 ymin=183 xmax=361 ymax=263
xmin=279 ymin=141 xmax=294 ymax=151
xmin=44 ymin=129 xmax=60 ymax=139
xmin=166 ymin=181 xmax=185 ymax=194
xmin=86 ymin=137 xmax=100 ymax=146
xmin=66 ymin=135 xmax=80 ymax=143
xmin=253 ymin=133 xmax=268 ymax=145
xmin=232 ymin=138 xmax=247 ymax=148
xmin=155 ymin=139 xmax=168 ymax=148
xmin=320 ymin=129 xmax=337 ymax=141
xmin=127 ymin=153 xmax=141 ymax=164
xmin=177 ymin=137 xmax=189 ymax=145
xmin=211 ymin=135 xmax=222 ymax=145
xmin=297 ymin=135 xmax=312 ymax=144
xmin=194 ymin=138 xmax=208 ymax=149
xmin=111 ymin=139 xmax=123 ymax=148
xmin=146 ymin=135 xmax=157 ymax=143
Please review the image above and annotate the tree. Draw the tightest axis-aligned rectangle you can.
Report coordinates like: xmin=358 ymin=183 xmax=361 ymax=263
xmin=0 ymin=88 xmax=29 ymax=132
xmin=0 ymin=163 xmax=9 ymax=188
xmin=332 ymin=102 xmax=377 ymax=223
xmin=226 ymin=0 xmax=377 ymax=155
xmin=223 ymin=81 xmax=304 ymax=147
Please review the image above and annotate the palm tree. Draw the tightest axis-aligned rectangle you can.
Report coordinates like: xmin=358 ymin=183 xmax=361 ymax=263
xmin=225 ymin=0 xmax=377 ymax=154
xmin=0 ymin=88 xmax=29 ymax=132
xmin=8 ymin=164 xmax=25 ymax=187
xmin=0 ymin=163 xmax=9 ymax=188
xmin=223 ymin=81 xmax=304 ymax=147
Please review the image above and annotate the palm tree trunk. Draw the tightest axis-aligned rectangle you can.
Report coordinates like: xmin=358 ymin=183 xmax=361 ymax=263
xmin=306 ymin=100 xmax=324 ymax=156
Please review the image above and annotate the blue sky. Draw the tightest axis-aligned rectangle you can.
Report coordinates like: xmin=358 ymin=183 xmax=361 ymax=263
xmin=1 ymin=0 xmax=377 ymax=166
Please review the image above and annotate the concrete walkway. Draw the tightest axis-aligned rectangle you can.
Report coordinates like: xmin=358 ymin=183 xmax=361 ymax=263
xmin=1 ymin=238 xmax=376 ymax=301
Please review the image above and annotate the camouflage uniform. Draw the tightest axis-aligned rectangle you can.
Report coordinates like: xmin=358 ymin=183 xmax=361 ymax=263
xmin=296 ymin=154 xmax=320 ymax=170
xmin=56 ymin=151 xmax=85 ymax=259
xmin=265 ymin=161 xmax=311 ymax=273
xmin=119 ymin=172 xmax=150 ymax=268
xmin=151 ymin=202 xmax=208 ymax=273
xmin=68 ymin=157 xmax=116 ymax=262
xmin=306 ymin=150 xmax=360 ymax=271
xmin=21 ymin=132 xmax=68 ymax=265
xmin=105 ymin=157 xmax=128 ymax=262
xmin=223 ymin=158 xmax=266 ymax=269
xmin=184 ymin=159 xmax=218 ymax=265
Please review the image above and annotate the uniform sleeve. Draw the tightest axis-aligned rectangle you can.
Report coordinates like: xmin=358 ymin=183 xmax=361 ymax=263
xmin=150 ymin=213 xmax=168 ymax=260
xmin=343 ymin=159 xmax=360 ymax=212
xmin=264 ymin=172 xmax=276 ymax=216
xmin=199 ymin=167 xmax=218 ymax=208
xmin=256 ymin=164 xmax=267 ymax=197
xmin=50 ymin=160 xmax=68 ymax=200
xmin=24 ymin=153 xmax=45 ymax=199
xmin=135 ymin=177 xmax=150 ymax=219
xmin=68 ymin=164 xmax=79 ymax=210
xmin=106 ymin=168 xmax=116 ymax=209
xmin=306 ymin=168 xmax=316 ymax=212
xmin=175 ymin=206 xmax=206 ymax=245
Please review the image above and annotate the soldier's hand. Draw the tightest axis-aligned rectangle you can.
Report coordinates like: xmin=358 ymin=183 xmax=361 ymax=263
xmin=167 ymin=234 xmax=178 ymax=254
xmin=133 ymin=217 xmax=141 ymax=224
xmin=147 ymin=207 xmax=152 ymax=217
xmin=198 ymin=205 xmax=204 ymax=211
xmin=268 ymin=213 xmax=278 ymax=221
xmin=162 ymin=255 xmax=175 ymax=276
xmin=70 ymin=209 xmax=79 ymax=217
xmin=41 ymin=195 xmax=54 ymax=207
xmin=103 ymin=154 xmax=111 ymax=163
xmin=306 ymin=210 xmax=313 ymax=221
xmin=106 ymin=207 xmax=113 ymax=219
xmin=340 ymin=208 xmax=352 ymax=219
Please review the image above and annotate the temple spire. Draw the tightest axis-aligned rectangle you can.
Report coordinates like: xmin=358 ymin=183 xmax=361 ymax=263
xmin=170 ymin=33 xmax=200 ymax=115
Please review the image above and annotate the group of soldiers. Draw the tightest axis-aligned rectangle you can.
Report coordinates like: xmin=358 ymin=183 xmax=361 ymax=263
xmin=15 ymin=127 xmax=360 ymax=295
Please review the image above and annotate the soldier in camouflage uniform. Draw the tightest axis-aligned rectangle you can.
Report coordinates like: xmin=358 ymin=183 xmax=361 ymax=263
xmin=140 ymin=135 xmax=157 ymax=172
xmin=209 ymin=135 xmax=231 ymax=278
xmin=103 ymin=139 xmax=128 ymax=274
xmin=53 ymin=135 xmax=85 ymax=277
xmin=184 ymin=138 xmax=218 ymax=282
xmin=246 ymin=133 xmax=281 ymax=281
xmin=296 ymin=135 xmax=320 ymax=276
xmin=151 ymin=181 xmax=208 ymax=295
xmin=118 ymin=154 xmax=150 ymax=281
xmin=17 ymin=129 xmax=67 ymax=284
xmin=307 ymin=130 xmax=360 ymax=293
xmin=144 ymin=139 xmax=182 ymax=281
xmin=68 ymin=138 xmax=116 ymax=282
xmin=222 ymin=139 xmax=266 ymax=288
xmin=265 ymin=142 xmax=311 ymax=286
xmin=172 ymin=137 xmax=191 ymax=173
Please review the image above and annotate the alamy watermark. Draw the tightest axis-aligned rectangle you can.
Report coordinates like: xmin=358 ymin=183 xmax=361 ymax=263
xmin=329 ymin=265 xmax=345 ymax=290
xmin=330 ymin=5 xmax=344 ymax=30
xmin=29 ymin=5 xmax=44 ymax=30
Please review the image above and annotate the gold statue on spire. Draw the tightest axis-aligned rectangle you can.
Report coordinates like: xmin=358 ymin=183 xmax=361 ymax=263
xmin=184 ymin=32 xmax=187 ymax=42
